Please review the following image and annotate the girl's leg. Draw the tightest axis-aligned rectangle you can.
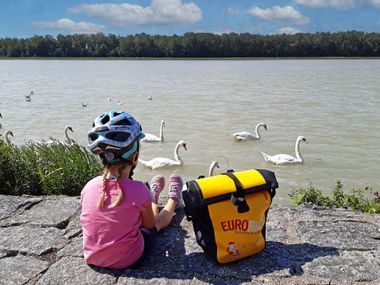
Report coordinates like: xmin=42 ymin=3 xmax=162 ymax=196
xmin=129 ymin=227 xmax=157 ymax=268
xmin=155 ymin=175 xmax=183 ymax=231
xmin=150 ymin=175 xmax=165 ymax=219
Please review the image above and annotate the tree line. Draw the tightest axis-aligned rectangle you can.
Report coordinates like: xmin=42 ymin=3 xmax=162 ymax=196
xmin=1 ymin=31 xmax=380 ymax=58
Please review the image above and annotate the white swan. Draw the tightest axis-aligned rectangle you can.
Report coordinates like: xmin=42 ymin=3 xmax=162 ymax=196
xmin=141 ymin=120 xmax=165 ymax=142
xmin=232 ymin=123 xmax=267 ymax=141
xmin=41 ymin=125 xmax=74 ymax=146
xmin=208 ymin=161 xmax=220 ymax=176
xmin=261 ymin=136 xmax=307 ymax=165
xmin=1 ymin=130 xmax=14 ymax=145
xmin=139 ymin=140 xmax=187 ymax=169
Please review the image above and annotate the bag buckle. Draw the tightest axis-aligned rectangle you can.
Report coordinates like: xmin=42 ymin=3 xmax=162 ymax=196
xmin=230 ymin=194 xmax=250 ymax=213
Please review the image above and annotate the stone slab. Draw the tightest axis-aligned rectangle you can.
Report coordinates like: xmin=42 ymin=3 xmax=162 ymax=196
xmin=5 ymin=196 xmax=80 ymax=228
xmin=0 ymin=195 xmax=42 ymax=220
xmin=36 ymin=257 xmax=118 ymax=285
xmin=0 ymin=195 xmax=379 ymax=285
xmin=0 ymin=255 xmax=48 ymax=285
xmin=0 ymin=225 xmax=64 ymax=255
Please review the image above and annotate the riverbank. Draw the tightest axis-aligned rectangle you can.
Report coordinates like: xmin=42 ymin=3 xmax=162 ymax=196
xmin=0 ymin=194 xmax=379 ymax=285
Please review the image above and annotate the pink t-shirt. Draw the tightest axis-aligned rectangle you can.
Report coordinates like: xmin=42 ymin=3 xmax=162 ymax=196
xmin=80 ymin=176 xmax=152 ymax=269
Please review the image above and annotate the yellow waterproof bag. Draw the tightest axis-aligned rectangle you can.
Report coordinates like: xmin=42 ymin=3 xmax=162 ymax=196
xmin=183 ymin=169 xmax=278 ymax=264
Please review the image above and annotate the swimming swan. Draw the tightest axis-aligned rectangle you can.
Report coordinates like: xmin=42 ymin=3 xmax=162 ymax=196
xmin=141 ymin=120 xmax=165 ymax=142
xmin=139 ymin=140 xmax=187 ymax=169
xmin=41 ymin=125 xmax=74 ymax=146
xmin=1 ymin=130 xmax=14 ymax=145
xmin=208 ymin=160 xmax=220 ymax=176
xmin=261 ymin=136 xmax=307 ymax=165
xmin=232 ymin=123 xmax=267 ymax=141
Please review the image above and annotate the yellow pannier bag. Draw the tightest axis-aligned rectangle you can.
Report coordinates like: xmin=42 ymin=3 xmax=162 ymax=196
xmin=183 ymin=169 xmax=278 ymax=264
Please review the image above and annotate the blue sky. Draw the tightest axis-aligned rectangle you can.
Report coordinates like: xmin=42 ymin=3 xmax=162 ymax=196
xmin=1 ymin=0 xmax=380 ymax=38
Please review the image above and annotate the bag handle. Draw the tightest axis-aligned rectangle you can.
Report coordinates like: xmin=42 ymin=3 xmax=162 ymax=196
xmin=223 ymin=172 xmax=250 ymax=213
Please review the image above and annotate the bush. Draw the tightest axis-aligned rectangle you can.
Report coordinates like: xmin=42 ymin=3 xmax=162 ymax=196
xmin=290 ymin=180 xmax=380 ymax=214
xmin=0 ymin=140 xmax=102 ymax=196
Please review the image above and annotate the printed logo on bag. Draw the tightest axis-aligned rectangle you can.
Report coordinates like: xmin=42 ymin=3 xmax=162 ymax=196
xmin=226 ymin=242 xmax=239 ymax=256
xmin=220 ymin=216 xmax=265 ymax=234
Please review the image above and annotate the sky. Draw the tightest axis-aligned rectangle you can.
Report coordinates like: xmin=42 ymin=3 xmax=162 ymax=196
xmin=1 ymin=0 xmax=380 ymax=38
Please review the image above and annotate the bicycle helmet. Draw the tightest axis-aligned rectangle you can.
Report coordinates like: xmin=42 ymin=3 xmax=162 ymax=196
xmin=87 ymin=110 xmax=145 ymax=165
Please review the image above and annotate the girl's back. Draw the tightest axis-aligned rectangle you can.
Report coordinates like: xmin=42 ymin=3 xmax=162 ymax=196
xmin=80 ymin=176 xmax=151 ymax=269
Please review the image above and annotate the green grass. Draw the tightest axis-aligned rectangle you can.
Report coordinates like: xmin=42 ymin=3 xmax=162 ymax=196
xmin=290 ymin=180 xmax=380 ymax=214
xmin=0 ymin=139 xmax=102 ymax=196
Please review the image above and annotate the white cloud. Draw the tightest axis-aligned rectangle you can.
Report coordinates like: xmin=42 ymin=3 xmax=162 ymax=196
xmin=227 ymin=7 xmax=241 ymax=15
xmin=248 ymin=6 xmax=309 ymax=24
xmin=31 ymin=18 xmax=105 ymax=33
xmin=294 ymin=0 xmax=380 ymax=9
xmin=276 ymin=27 xmax=301 ymax=34
xmin=69 ymin=0 xmax=202 ymax=27
xmin=294 ymin=0 xmax=355 ymax=9
xmin=365 ymin=0 xmax=380 ymax=7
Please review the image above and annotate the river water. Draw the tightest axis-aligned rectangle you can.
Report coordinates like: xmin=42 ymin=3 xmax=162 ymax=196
xmin=1 ymin=59 xmax=379 ymax=204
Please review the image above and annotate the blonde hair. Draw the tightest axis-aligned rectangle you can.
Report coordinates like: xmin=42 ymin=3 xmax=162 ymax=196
xmin=97 ymin=164 xmax=127 ymax=209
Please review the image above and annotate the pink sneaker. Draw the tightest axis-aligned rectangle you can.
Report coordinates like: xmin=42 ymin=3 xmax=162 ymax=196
xmin=168 ymin=174 xmax=184 ymax=209
xmin=150 ymin=175 xmax=165 ymax=203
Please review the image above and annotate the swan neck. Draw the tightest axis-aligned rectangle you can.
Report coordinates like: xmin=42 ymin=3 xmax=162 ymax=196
xmin=159 ymin=123 xmax=164 ymax=141
xmin=208 ymin=165 xmax=214 ymax=177
xmin=65 ymin=128 xmax=71 ymax=142
xmin=295 ymin=139 xmax=303 ymax=162
xmin=5 ymin=133 xmax=11 ymax=145
xmin=174 ymin=143 xmax=183 ymax=163
xmin=255 ymin=124 xmax=261 ymax=139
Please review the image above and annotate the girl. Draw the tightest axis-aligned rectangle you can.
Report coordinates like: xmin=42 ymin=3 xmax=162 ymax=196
xmin=80 ymin=110 xmax=183 ymax=269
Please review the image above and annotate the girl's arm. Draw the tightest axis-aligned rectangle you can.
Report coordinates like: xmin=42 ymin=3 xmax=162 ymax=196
xmin=141 ymin=205 xmax=155 ymax=229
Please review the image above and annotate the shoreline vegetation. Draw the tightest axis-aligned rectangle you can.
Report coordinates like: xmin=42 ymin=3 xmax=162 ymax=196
xmin=2 ymin=56 xmax=380 ymax=60
xmin=1 ymin=31 xmax=380 ymax=58
xmin=0 ymin=139 xmax=102 ymax=196
xmin=1 ymin=138 xmax=379 ymax=213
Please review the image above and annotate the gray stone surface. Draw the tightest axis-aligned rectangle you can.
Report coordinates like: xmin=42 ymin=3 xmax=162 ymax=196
xmin=0 ymin=255 xmax=48 ymax=285
xmin=0 ymin=195 xmax=379 ymax=285
xmin=36 ymin=257 xmax=118 ymax=285
xmin=0 ymin=195 xmax=42 ymax=220
xmin=0 ymin=226 xmax=65 ymax=255
xmin=3 ymin=196 xmax=80 ymax=228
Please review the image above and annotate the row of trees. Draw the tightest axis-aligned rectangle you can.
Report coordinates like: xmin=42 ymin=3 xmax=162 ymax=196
xmin=1 ymin=31 xmax=380 ymax=58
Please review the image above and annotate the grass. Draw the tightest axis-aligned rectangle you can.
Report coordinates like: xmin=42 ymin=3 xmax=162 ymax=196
xmin=290 ymin=180 xmax=380 ymax=214
xmin=0 ymin=139 xmax=102 ymax=196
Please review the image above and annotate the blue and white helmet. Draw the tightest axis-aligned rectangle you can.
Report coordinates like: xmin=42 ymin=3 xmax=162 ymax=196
xmin=88 ymin=110 xmax=144 ymax=164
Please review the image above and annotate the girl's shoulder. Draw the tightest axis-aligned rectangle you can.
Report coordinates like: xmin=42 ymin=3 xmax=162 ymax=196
xmin=122 ymin=179 xmax=151 ymax=202
xmin=82 ymin=176 xmax=102 ymax=192
xmin=124 ymin=179 xmax=149 ymax=192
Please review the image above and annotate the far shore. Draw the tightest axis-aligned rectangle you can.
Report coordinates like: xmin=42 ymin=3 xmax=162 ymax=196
xmin=1 ymin=56 xmax=380 ymax=60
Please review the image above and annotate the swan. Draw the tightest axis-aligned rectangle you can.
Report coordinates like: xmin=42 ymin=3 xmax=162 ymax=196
xmin=232 ymin=123 xmax=267 ymax=141
xmin=139 ymin=140 xmax=187 ymax=169
xmin=141 ymin=120 xmax=165 ymax=142
xmin=208 ymin=161 xmax=220 ymax=176
xmin=261 ymin=136 xmax=307 ymax=165
xmin=40 ymin=125 xmax=74 ymax=146
xmin=1 ymin=130 xmax=14 ymax=145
